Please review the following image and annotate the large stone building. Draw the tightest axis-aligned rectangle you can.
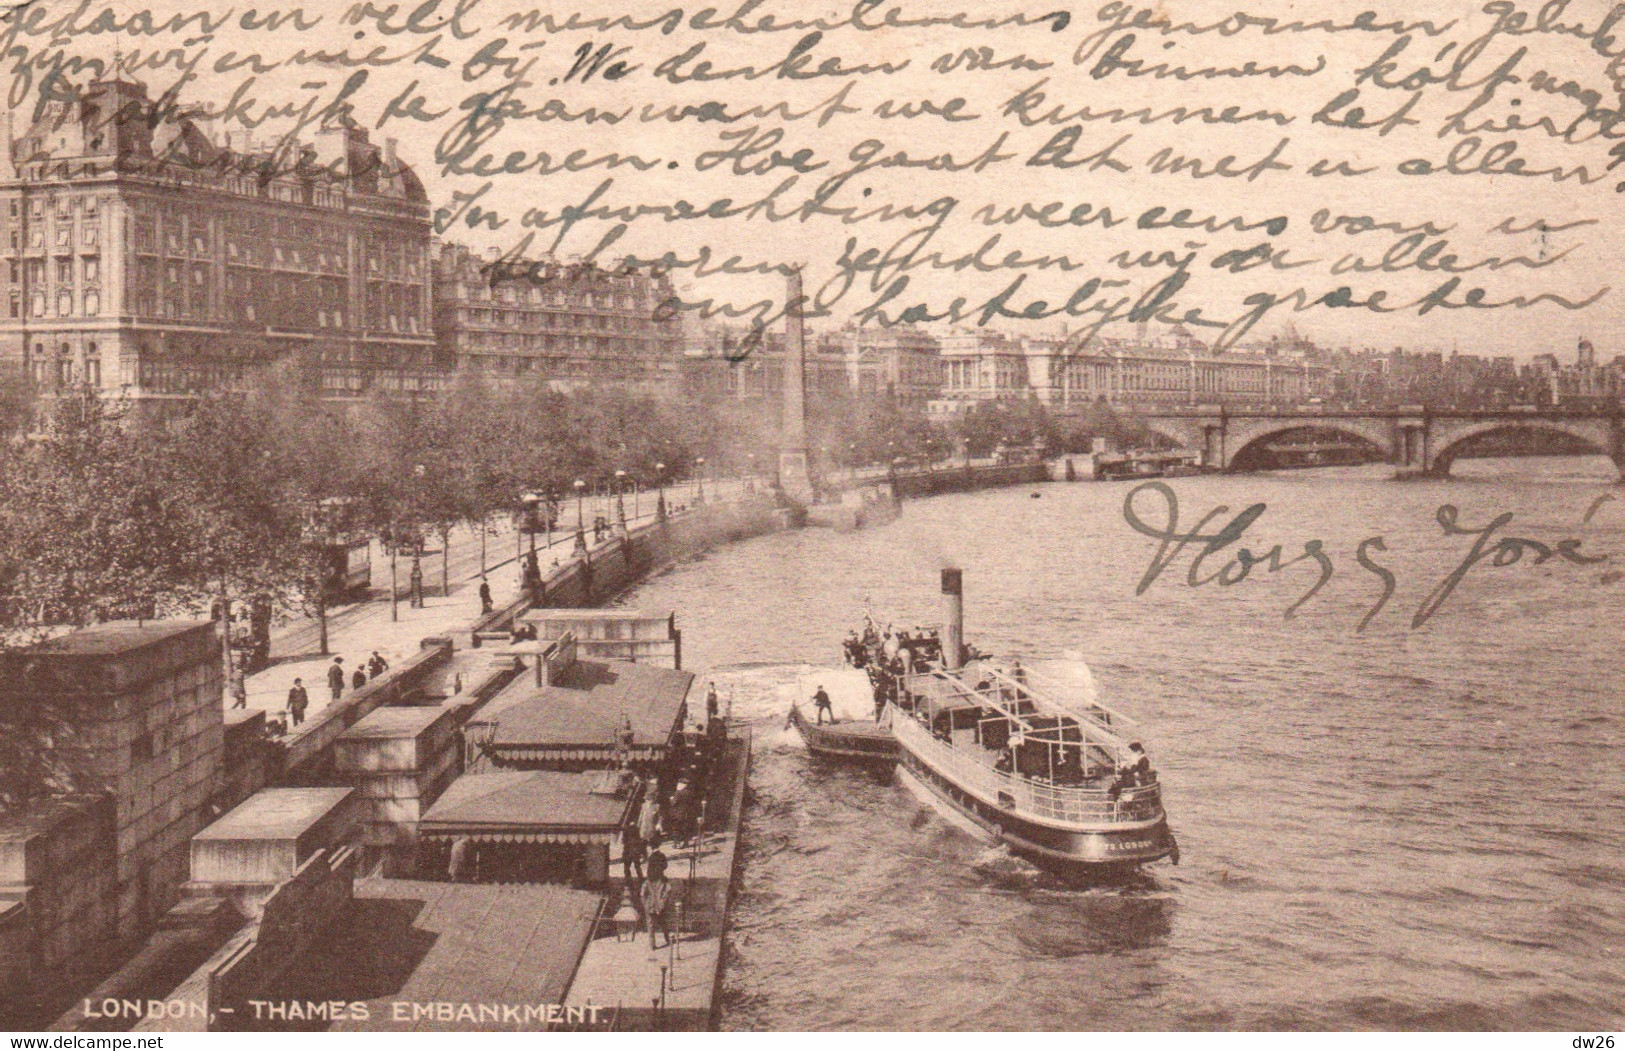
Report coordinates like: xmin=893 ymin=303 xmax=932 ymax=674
xmin=0 ymin=77 xmax=438 ymax=401
xmin=829 ymin=323 xmax=943 ymax=403
xmin=433 ymin=244 xmax=683 ymax=396
xmin=680 ymin=322 xmax=849 ymax=402
xmin=932 ymin=325 xmax=1331 ymax=412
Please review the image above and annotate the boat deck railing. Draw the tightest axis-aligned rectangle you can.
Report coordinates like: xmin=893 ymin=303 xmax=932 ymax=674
xmin=893 ymin=714 xmax=1163 ymax=827
xmin=904 ymin=668 xmax=1133 ymax=755
xmin=987 ymin=663 xmax=1144 ymax=739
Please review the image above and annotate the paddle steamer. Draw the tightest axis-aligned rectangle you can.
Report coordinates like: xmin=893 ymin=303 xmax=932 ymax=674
xmin=884 ymin=569 xmax=1178 ymax=871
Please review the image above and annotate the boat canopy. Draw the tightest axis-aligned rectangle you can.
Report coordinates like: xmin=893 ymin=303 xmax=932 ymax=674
xmin=907 ymin=662 xmax=1139 ymax=760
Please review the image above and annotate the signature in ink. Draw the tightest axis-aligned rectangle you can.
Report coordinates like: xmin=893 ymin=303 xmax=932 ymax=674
xmin=1121 ymin=481 xmax=1610 ymax=631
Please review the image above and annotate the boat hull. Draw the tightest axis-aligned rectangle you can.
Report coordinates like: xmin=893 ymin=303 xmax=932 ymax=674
xmin=896 ymin=745 xmax=1177 ymax=871
xmin=788 ymin=703 xmax=899 ymax=765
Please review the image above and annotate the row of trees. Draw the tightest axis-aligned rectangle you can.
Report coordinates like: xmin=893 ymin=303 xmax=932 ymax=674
xmin=0 ymin=375 xmax=1155 ymax=641
xmin=0 ymin=370 xmax=1156 ymax=811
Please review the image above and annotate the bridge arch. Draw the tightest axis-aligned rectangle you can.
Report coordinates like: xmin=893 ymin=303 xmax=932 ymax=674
xmin=1145 ymin=417 xmax=1206 ymax=450
xmin=1224 ymin=417 xmax=1394 ymax=471
xmin=1429 ymin=417 xmax=1622 ymax=477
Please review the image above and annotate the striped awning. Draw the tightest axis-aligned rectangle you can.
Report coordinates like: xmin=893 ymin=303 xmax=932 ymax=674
xmin=487 ymin=745 xmax=665 ymax=762
xmin=418 ymin=828 xmax=614 ymax=845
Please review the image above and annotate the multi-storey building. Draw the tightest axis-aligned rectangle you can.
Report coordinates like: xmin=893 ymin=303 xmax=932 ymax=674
xmin=938 ymin=328 xmax=1030 ymax=402
xmin=433 ymin=243 xmax=683 ymax=396
xmin=931 ymin=324 xmax=1331 ymax=413
xmin=0 ymin=77 xmax=437 ymax=401
xmin=680 ymin=322 xmax=848 ymax=401
xmin=829 ymin=323 xmax=942 ymax=403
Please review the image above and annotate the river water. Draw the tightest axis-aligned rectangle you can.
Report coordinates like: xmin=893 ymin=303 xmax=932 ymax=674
xmin=622 ymin=458 xmax=1625 ymax=1031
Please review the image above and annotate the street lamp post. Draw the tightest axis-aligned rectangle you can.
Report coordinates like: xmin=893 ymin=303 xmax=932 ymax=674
xmin=655 ymin=462 xmax=667 ymax=520
xmin=409 ymin=464 xmax=425 ymax=609
xmin=573 ymin=479 xmax=587 ymax=555
xmin=695 ymin=457 xmax=706 ymax=504
xmin=521 ymin=493 xmax=540 ymax=597
xmin=389 ymin=522 xmax=399 ymax=622
xmin=615 ymin=469 xmax=628 ymax=533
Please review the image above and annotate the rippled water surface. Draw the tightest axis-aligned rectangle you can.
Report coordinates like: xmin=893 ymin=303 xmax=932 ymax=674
xmin=623 ymin=458 xmax=1625 ymax=1031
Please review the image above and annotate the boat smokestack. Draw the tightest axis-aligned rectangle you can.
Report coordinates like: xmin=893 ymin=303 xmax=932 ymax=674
xmin=941 ymin=568 xmax=964 ymax=670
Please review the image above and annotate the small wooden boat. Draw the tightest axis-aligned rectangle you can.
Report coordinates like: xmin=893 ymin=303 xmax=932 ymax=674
xmin=787 ymin=701 xmax=898 ymax=763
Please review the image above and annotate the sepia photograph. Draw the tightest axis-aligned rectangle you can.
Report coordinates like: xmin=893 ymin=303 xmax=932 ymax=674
xmin=0 ymin=0 xmax=1621 ymax=1036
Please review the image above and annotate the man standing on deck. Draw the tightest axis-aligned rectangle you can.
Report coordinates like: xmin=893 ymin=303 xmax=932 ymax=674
xmin=813 ymin=685 xmax=833 ymax=724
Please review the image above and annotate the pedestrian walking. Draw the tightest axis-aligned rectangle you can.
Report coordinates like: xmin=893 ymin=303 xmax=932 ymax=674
xmin=327 ymin=657 xmax=345 ymax=702
xmin=637 ymin=791 xmax=660 ymax=846
xmin=479 ymin=579 xmax=493 ymax=614
xmin=448 ymin=836 xmax=473 ymax=883
xmin=228 ymin=668 xmax=247 ymax=709
xmin=351 ymin=666 xmax=366 ymax=691
xmin=705 ymin=682 xmax=720 ymax=722
xmin=641 ymin=871 xmax=672 ymax=950
xmin=368 ymin=651 xmax=388 ymax=679
xmin=621 ymin=820 xmax=646 ymax=883
xmin=287 ymin=678 xmax=309 ymax=727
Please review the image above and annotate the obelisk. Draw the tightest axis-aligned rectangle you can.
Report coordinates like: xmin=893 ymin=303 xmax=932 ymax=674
xmin=778 ymin=267 xmax=814 ymax=504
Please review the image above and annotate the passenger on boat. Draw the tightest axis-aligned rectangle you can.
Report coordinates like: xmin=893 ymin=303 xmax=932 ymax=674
xmin=813 ymin=685 xmax=834 ymax=724
xmin=1108 ymin=742 xmax=1152 ymax=801
xmin=994 ymin=748 xmax=1015 ymax=775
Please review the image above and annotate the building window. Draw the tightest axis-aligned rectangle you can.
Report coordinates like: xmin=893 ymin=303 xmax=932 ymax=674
xmin=84 ymin=291 xmax=99 ymax=316
xmin=83 ymin=258 xmax=97 ymax=282
xmin=58 ymin=291 xmax=72 ymax=316
xmin=83 ymin=226 xmax=97 ymax=246
xmin=57 ymin=259 xmax=72 ymax=283
xmin=30 ymin=291 xmax=44 ymax=317
xmin=55 ymin=226 xmax=70 ymax=247
xmin=7 ymin=292 xmax=17 ymax=318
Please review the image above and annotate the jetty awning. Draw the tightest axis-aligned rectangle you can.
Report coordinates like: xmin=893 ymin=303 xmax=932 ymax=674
xmin=418 ymin=771 xmax=633 ymax=843
xmin=480 ymin=658 xmax=694 ymax=754
xmin=265 ymin=878 xmax=605 ymax=1031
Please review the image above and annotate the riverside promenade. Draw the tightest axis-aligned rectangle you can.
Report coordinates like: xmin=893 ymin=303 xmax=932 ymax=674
xmin=238 ymin=484 xmax=720 ymax=726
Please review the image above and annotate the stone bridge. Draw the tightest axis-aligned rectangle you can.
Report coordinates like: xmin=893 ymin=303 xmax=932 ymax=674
xmin=1145 ymin=408 xmax=1625 ymax=478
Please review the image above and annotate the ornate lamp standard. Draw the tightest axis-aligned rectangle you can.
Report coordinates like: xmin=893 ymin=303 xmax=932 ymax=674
xmin=695 ymin=457 xmax=706 ymax=504
xmin=655 ymin=462 xmax=667 ymax=520
xmin=520 ymin=492 xmax=540 ymax=596
xmin=614 ymin=468 xmax=628 ymax=533
xmin=573 ymin=478 xmax=587 ymax=555
xmin=409 ymin=463 xmax=425 ymax=609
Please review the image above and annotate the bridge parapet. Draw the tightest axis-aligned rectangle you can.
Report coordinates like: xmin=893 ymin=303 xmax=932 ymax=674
xmin=1143 ymin=408 xmax=1624 ymax=478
